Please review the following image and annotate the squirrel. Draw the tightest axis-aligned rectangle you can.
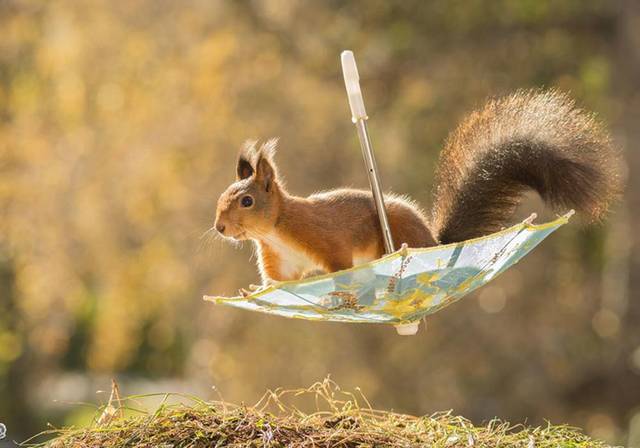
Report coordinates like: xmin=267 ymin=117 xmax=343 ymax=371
xmin=214 ymin=90 xmax=622 ymax=294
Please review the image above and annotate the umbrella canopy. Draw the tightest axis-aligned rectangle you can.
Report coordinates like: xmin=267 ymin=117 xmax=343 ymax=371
xmin=204 ymin=213 xmax=570 ymax=330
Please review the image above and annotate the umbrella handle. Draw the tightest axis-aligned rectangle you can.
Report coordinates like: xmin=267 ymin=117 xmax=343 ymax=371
xmin=341 ymin=50 xmax=396 ymax=254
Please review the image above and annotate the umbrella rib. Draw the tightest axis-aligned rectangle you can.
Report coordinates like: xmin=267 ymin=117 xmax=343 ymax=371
xmin=281 ymin=288 xmax=332 ymax=310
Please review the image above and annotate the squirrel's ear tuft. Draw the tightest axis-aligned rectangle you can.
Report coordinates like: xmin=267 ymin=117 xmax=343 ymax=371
xmin=260 ymin=138 xmax=279 ymax=159
xmin=236 ymin=140 xmax=257 ymax=180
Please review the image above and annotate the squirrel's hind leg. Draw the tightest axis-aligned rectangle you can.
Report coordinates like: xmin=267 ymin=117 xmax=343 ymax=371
xmin=386 ymin=201 xmax=437 ymax=248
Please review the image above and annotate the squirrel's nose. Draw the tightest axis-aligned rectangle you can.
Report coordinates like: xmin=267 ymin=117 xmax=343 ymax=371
xmin=215 ymin=222 xmax=226 ymax=234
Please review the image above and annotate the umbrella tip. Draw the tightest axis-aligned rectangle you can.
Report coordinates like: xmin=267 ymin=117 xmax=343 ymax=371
xmin=395 ymin=322 xmax=421 ymax=336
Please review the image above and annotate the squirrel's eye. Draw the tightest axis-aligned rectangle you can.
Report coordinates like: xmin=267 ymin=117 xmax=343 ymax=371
xmin=240 ymin=195 xmax=254 ymax=208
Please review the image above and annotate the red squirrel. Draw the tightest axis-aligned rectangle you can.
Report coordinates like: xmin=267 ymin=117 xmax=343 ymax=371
xmin=214 ymin=90 xmax=622 ymax=293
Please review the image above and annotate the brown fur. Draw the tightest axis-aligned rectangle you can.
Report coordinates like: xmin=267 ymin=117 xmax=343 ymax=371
xmin=215 ymin=90 xmax=622 ymax=285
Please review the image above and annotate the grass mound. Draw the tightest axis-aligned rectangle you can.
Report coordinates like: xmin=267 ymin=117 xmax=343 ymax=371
xmin=28 ymin=380 xmax=611 ymax=447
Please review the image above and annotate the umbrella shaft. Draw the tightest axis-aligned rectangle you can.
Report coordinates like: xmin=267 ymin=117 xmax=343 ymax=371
xmin=355 ymin=119 xmax=395 ymax=254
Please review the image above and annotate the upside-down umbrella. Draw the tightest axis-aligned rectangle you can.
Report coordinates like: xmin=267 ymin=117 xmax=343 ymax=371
xmin=204 ymin=52 xmax=572 ymax=335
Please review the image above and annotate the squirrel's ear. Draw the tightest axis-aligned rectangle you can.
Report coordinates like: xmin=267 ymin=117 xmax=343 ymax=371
xmin=236 ymin=156 xmax=254 ymax=180
xmin=255 ymin=138 xmax=279 ymax=192
xmin=236 ymin=140 xmax=257 ymax=180
xmin=256 ymin=155 xmax=276 ymax=192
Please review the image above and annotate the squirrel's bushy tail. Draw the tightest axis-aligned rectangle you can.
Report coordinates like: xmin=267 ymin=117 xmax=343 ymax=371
xmin=430 ymin=89 xmax=623 ymax=244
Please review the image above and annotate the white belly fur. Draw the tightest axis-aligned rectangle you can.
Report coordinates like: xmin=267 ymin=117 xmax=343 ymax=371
xmin=263 ymin=233 xmax=322 ymax=279
xmin=258 ymin=234 xmax=378 ymax=280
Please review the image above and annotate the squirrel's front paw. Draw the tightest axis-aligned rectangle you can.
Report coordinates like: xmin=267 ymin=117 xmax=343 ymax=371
xmin=239 ymin=284 xmax=266 ymax=297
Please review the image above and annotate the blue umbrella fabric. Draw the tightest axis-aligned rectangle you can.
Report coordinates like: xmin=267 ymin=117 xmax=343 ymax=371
xmin=204 ymin=213 xmax=571 ymax=325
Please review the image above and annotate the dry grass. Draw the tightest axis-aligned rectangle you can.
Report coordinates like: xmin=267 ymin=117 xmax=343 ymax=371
xmin=25 ymin=379 xmax=613 ymax=448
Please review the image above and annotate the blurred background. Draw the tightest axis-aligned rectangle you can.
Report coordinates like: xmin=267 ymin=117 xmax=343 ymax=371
xmin=1 ymin=0 xmax=639 ymax=445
